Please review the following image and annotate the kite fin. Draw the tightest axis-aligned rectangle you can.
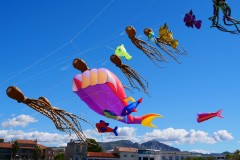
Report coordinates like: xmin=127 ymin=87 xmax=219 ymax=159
xmin=141 ymin=113 xmax=163 ymax=128
xmin=113 ymin=126 xmax=118 ymax=136
xmin=217 ymin=110 xmax=224 ymax=118
xmin=124 ymin=97 xmax=135 ymax=103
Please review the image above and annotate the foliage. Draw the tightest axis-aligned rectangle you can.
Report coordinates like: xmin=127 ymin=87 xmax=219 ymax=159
xmin=33 ymin=145 xmax=42 ymax=160
xmin=87 ymin=138 xmax=103 ymax=152
xmin=226 ymin=150 xmax=240 ymax=160
xmin=11 ymin=141 xmax=20 ymax=160
xmin=54 ymin=153 xmax=64 ymax=160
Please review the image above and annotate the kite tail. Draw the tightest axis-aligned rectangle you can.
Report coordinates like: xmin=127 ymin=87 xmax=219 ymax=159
xmin=195 ymin=20 xmax=202 ymax=29
xmin=217 ymin=110 xmax=224 ymax=118
xmin=140 ymin=113 xmax=163 ymax=128
xmin=113 ymin=126 xmax=118 ymax=136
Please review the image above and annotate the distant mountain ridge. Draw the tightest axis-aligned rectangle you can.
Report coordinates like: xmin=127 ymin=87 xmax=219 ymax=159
xmin=98 ymin=140 xmax=180 ymax=152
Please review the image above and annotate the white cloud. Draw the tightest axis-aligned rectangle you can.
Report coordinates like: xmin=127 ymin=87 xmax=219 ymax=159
xmin=0 ymin=129 xmax=73 ymax=147
xmin=190 ymin=149 xmax=213 ymax=154
xmin=141 ymin=128 xmax=233 ymax=144
xmin=213 ymin=130 xmax=234 ymax=141
xmin=1 ymin=115 xmax=37 ymax=128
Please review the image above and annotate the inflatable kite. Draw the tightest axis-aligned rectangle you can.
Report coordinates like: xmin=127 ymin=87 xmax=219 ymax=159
xmin=126 ymin=26 xmax=167 ymax=65
xmin=184 ymin=10 xmax=202 ymax=29
xmin=144 ymin=26 xmax=187 ymax=63
xmin=115 ymin=44 xmax=132 ymax=60
xmin=110 ymin=54 xmax=149 ymax=95
xmin=6 ymin=86 xmax=94 ymax=142
xmin=96 ymin=120 xmax=118 ymax=136
xmin=197 ymin=109 xmax=224 ymax=123
xmin=72 ymin=58 xmax=162 ymax=128
xmin=209 ymin=0 xmax=240 ymax=34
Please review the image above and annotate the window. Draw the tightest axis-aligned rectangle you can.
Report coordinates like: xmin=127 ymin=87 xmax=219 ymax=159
xmin=169 ymin=156 xmax=173 ymax=160
xmin=150 ymin=158 xmax=155 ymax=160
xmin=124 ymin=154 xmax=127 ymax=157
xmin=131 ymin=155 xmax=135 ymax=157
xmin=143 ymin=157 xmax=148 ymax=160
xmin=139 ymin=157 xmax=142 ymax=160
xmin=176 ymin=156 xmax=179 ymax=160
xmin=162 ymin=156 xmax=167 ymax=160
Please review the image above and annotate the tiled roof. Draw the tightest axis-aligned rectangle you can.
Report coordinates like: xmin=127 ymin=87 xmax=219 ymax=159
xmin=114 ymin=147 xmax=138 ymax=152
xmin=16 ymin=139 xmax=37 ymax=144
xmin=0 ymin=142 xmax=12 ymax=148
xmin=87 ymin=152 xmax=119 ymax=158
xmin=38 ymin=144 xmax=47 ymax=149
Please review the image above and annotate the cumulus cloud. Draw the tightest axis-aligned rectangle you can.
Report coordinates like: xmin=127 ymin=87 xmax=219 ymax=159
xmin=0 ymin=129 xmax=73 ymax=147
xmin=190 ymin=149 xmax=214 ymax=154
xmin=141 ymin=128 xmax=233 ymax=144
xmin=1 ymin=115 xmax=37 ymax=128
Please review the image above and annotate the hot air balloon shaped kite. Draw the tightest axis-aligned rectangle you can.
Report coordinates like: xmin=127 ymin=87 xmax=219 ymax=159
xmin=72 ymin=58 xmax=162 ymax=128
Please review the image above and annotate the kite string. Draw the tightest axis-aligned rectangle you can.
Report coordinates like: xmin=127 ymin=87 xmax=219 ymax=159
xmin=0 ymin=0 xmax=114 ymax=87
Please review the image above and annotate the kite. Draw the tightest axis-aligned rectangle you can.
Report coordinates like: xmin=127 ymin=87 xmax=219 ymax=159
xmin=72 ymin=58 xmax=162 ymax=128
xmin=115 ymin=44 xmax=132 ymax=60
xmin=110 ymin=54 xmax=149 ymax=95
xmin=209 ymin=0 xmax=240 ymax=34
xmin=144 ymin=26 xmax=187 ymax=63
xmin=6 ymin=86 xmax=94 ymax=142
xmin=126 ymin=26 xmax=167 ymax=64
xmin=96 ymin=120 xmax=118 ymax=136
xmin=184 ymin=10 xmax=202 ymax=29
xmin=197 ymin=109 xmax=224 ymax=123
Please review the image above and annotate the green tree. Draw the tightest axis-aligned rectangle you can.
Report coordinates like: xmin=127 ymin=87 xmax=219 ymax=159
xmin=33 ymin=145 xmax=42 ymax=160
xmin=87 ymin=138 xmax=103 ymax=152
xmin=54 ymin=153 xmax=64 ymax=160
xmin=11 ymin=141 xmax=20 ymax=160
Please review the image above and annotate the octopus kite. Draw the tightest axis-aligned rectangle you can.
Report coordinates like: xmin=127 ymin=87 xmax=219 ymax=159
xmin=144 ymin=24 xmax=187 ymax=63
xmin=72 ymin=58 xmax=162 ymax=128
xmin=6 ymin=86 xmax=94 ymax=142
xmin=209 ymin=0 xmax=240 ymax=34
xmin=110 ymin=54 xmax=149 ymax=95
xmin=126 ymin=26 xmax=167 ymax=65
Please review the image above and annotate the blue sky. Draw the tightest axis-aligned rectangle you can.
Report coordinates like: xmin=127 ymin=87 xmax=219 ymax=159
xmin=0 ymin=0 xmax=240 ymax=153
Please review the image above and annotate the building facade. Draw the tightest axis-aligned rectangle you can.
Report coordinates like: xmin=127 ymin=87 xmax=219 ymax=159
xmin=65 ymin=139 xmax=88 ymax=160
xmin=0 ymin=138 xmax=54 ymax=160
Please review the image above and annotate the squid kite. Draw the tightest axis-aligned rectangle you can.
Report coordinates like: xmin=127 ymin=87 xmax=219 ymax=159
xmin=209 ymin=0 xmax=240 ymax=34
xmin=126 ymin=26 xmax=167 ymax=65
xmin=197 ymin=109 xmax=224 ymax=123
xmin=184 ymin=10 xmax=202 ymax=29
xmin=72 ymin=58 xmax=162 ymax=128
xmin=6 ymin=86 xmax=94 ymax=142
xmin=115 ymin=44 xmax=132 ymax=60
xmin=110 ymin=54 xmax=149 ymax=95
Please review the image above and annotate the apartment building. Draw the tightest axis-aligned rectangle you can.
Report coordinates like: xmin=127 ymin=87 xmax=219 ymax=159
xmin=0 ymin=138 xmax=54 ymax=160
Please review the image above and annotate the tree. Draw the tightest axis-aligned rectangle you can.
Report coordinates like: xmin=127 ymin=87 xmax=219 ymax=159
xmin=33 ymin=145 xmax=42 ymax=160
xmin=54 ymin=153 xmax=64 ymax=160
xmin=11 ymin=141 xmax=20 ymax=160
xmin=87 ymin=138 xmax=103 ymax=152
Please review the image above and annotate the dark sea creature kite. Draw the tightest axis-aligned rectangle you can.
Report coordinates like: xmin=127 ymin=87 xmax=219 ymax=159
xmin=209 ymin=0 xmax=240 ymax=34
xmin=96 ymin=120 xmax=118 ymax=136
xmin=72 ymin=58 xmax=162 ymax=128
xmin=110 ymin=54 xmax=149 ymax=95
xmin=197 ymin=109 xmax=224 ymax=123
xmin=6 ymin=86 xmax=94 ymax=142
xmin=126 ymin=26 xmax=167 ymax=64
xmin=184 ymin=10 xmax=202 ymax=29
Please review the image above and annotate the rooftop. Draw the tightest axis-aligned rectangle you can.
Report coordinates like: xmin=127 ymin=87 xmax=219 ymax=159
xmin=88 ymin=152 xmax=119 ymax=158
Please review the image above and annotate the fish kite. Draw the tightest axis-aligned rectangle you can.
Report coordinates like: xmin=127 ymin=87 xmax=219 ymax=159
xmin=96 ymin=120 xmax=118 ymax=136
xmin=197 ymin=109 xmax=224 ymax=123
xmin=72 ymin=58 xmax=162 ymax=128
xmin=209 ymin=0 xmax=240 ymax=34
xmin=184 ymin=10 xmax=202 ymax=29
xmin=115 ymin=44 xmax=132 ymax=60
